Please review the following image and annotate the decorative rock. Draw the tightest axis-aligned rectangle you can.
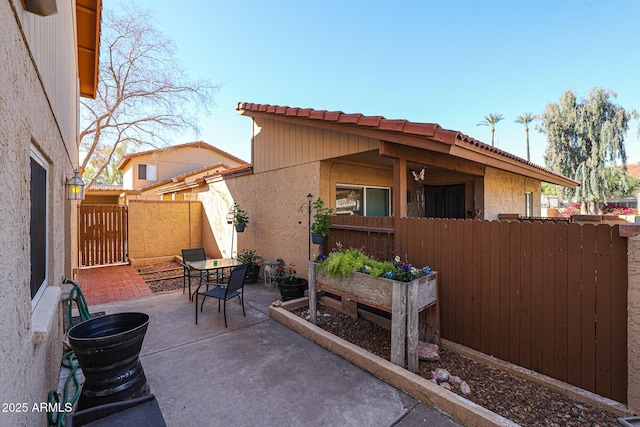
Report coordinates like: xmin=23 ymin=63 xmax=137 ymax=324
xmin=460 ymin=381 xmax=471 ymax=395
xmin=272 ymin=300 xmax=281 ymax=307
xmin=417 ymin=341 xmax=440 ymax=361
xmin=449 ymin=375 xmax=462 ymax=385
xmin=434 ymin=368 xmax=450 ymax=383
xmin=440 ymin=382 xmax=452 ymax=391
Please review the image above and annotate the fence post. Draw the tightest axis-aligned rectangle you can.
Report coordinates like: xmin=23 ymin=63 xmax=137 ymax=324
xmin=620 ymin=223 xmax=640 ymax=413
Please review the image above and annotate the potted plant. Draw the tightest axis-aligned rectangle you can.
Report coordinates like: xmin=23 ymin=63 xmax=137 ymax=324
xmin=272 ymin=262 xmax=308 ymax=301
xmin=310 ymin=197 xmax=334 ymax=245
xmin=232 ymin=203 xmax=249 ymax=232
xmin=237 ymin=249 xmax=263 ymax=284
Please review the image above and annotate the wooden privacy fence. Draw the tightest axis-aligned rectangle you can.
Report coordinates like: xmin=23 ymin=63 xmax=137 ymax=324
xmin=326 ymin=216 xmax=628 ymax=403
xmin=79 ymin=205 xmax=128 ymax=266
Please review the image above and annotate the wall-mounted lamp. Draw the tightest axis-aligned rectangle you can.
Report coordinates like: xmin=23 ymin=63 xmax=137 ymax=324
xmin=66 ymin=169 xmax=85 ymax=200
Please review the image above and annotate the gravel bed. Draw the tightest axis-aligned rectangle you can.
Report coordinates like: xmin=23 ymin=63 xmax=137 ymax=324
xmin=293 ymin=305 xmax=620 ymax=427
xmin=135 ymin=262 xmax=185 ymax=293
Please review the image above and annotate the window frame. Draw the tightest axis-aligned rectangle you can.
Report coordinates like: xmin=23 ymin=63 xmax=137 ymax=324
xmin=30 ymin=144 xmax=49 ymax=309
xmin=138 ymin=163 xmax=157 ymax=181
xmin=525 ymin=192 xmax=534 ymax=217
xmin=336 ymin=184 xmax=391 ymax=217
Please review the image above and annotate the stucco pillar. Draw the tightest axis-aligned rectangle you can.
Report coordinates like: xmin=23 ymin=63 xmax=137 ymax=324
xmin=393 ymin=157 xmax=407 ymax=218
xmin=620 ymin=223 xmax=640 ymax=413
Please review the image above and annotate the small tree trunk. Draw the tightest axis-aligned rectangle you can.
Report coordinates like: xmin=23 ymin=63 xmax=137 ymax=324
xmin=580 ymin=201 xmax=587 ymax=215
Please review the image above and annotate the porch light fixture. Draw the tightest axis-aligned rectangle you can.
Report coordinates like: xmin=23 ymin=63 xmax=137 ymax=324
xmin=66 ymin=169 xmax=85 ymax=200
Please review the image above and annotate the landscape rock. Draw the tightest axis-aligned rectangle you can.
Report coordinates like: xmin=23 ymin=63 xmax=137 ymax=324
xmin=417 ymin=341 xmax=440 ymax=361
xmin=434 ymin=368 xmax=450 ymax=383
xmin=460 ymin=381 xmax=471 ymax=395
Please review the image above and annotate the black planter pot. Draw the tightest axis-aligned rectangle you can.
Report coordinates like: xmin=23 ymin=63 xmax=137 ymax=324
xmin=311 ymin=233 xmax=326 ymax=245
xmin=278 ymin=278 xmax=309 ymax=301
xmin=235 ymin=224 xmax=246 ymax=232
xmin=245 ymin=265 xmax=260 ymax=284
xmin=67 ymin=312 xmax=150 ymax=410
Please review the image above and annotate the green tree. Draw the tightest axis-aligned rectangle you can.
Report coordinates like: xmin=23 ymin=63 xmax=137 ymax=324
xmin=79 ymin=5 xmax=218 ymax=188
xmin=515 ymin=112 xmax=536 ymax=162
xmin=605 ymin=166 xmax=640 ymax=197
xmin=538 ymin=88 xmax=635 ymax=214
xmin=477 ymin=113 xmax=504 ymax=147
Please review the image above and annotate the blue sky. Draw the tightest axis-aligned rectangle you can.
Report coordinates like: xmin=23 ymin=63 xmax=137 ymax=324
xmin=123 ymin=0 xmax=640 ymax=167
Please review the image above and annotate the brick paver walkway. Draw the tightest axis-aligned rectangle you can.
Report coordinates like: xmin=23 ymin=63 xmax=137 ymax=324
xmin=77 ymin=264 xmax=153 ymax=305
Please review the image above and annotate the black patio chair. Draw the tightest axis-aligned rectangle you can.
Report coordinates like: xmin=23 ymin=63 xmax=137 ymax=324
xmin=195 ymin=263 xmax=249 ymax=327
xmin=181 ymin=248 xmax=210 ymax=301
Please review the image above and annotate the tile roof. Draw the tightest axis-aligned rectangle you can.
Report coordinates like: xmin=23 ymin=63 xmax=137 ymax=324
xmin=236 ymin=102 xmax=565 ymax=180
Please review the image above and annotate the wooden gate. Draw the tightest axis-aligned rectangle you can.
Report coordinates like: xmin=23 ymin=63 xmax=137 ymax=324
xmin=79 ymin=205 xmax=128 ymax=266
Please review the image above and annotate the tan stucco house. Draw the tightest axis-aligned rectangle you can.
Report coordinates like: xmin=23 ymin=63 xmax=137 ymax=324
xmin=198 ymin=102 xmax=578 ymax=276
xmin=85 ymin=141 xmax=247 ymax=204
xmin=0 ymin=0 xmax=101 ymax=424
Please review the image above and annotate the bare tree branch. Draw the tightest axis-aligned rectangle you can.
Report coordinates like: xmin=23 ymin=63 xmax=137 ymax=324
xmin=79 ymin=4 xmax=219 ymax=185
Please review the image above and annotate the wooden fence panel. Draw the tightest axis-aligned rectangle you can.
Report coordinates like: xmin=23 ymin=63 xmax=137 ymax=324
xmin=595 ymin=224 xmax=613 ymax=399
xmin=611 ymin=224 xmax=628 ymax=403
xmin=530 ymin=221 xmax=544 ymax=374
xmin=480 ymin=220 xmax=492 ymax=355
xmin=509 ymin=221 xmax=521 ymax=365
xmin=79 ymin=205 xmax=128 ymax=266
xmin=519 ymin=221 xmax=533 ymax=370
xmin=471 ymin=220 xmax=483 ymax=351
xmin=328 ymin=216 xmax=628 ymax=402
xmin=554 ymin=222 xmax=569 ymax=383
xmin=567 ymin=223 xmax=583 ymax=387
xmin=581 ymin=225 xmax=597 ymax=393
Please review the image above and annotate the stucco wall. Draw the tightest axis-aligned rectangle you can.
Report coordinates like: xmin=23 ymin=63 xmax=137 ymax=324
xmin=483 ymin=166 xmax=541 ymax=220
xmin=0 ymin=1 xmax=79 ymax=424
xmin=200 ymin=163 xmax=321 ymax=278
xmin=128 ymin=201 xmax=203 ymax=259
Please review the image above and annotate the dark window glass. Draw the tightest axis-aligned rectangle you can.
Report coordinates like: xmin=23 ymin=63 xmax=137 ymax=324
xmin=30 ymin=158 xmax=47 ymax=299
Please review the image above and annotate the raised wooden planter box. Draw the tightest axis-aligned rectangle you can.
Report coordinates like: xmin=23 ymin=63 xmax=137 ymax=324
xmin=308 ymin=262 xmax=439 ymax=372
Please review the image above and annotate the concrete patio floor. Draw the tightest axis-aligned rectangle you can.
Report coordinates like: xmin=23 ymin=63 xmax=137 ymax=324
xmin=86 ymin=280 xmax=463 ymax=426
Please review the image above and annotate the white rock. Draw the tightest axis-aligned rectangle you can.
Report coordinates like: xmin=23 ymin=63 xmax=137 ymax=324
xmin=434 ymin=368 xmax=450 ymax=382
xmin=460 ymin=381 xmax=471 ymax=395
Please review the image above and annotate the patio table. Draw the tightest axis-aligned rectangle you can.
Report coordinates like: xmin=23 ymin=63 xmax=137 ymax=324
xmin=187 ymin=258 xmax=240 ymax=299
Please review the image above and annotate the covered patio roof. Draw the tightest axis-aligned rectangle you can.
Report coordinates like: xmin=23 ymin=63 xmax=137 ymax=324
xmin=236 ymin=102 xmax=578 ymax=189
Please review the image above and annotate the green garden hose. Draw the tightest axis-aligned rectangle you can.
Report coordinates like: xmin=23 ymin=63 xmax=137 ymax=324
xmin=47 ymin=279 xmax=91 ymax=426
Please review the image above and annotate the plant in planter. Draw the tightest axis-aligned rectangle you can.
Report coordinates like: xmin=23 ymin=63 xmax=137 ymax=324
xmin=232 ymin=203 xmax=249 ymax=232
xmin=313 ymin=247 xmax=438 ymax=371
xmin=317 ymin=247 xmax=427 ymax=282
xmin=272 ymin=262 xmax=308 ymax=301
xmin=310 ymin=197 xmax=334 ymax=245
xmin=237 ymin=249 xmax=263 ymax=284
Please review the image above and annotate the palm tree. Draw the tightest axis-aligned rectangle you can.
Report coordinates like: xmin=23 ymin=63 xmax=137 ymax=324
xmin=515 ymin=112 xmax=536 ymax=162
xmin=477 ymin=113 xmax=504 ymax=147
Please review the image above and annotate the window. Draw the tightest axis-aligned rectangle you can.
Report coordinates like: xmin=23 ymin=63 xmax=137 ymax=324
xmin=525 ymin=192 xmax=533 ymax=217
xmin=138 ymin=163 xmax=157 ymax=181
xmin=30 ymin=147 xmax=48 ymax=307
xmin=336 ymin=185 xmax=390 ymax=216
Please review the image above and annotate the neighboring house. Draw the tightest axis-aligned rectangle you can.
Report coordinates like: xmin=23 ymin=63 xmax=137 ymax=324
xmin=198 ymin=102 xmax=578 ymax=276
xmin=85 ymin=141 xmax=247 ymax=204
xmin=0 ymin=0 xmax=101 ymax=425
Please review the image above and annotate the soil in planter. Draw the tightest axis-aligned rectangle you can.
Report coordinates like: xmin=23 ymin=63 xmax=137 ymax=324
xmin=292 ymin=305 xmax=620 ymax=427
